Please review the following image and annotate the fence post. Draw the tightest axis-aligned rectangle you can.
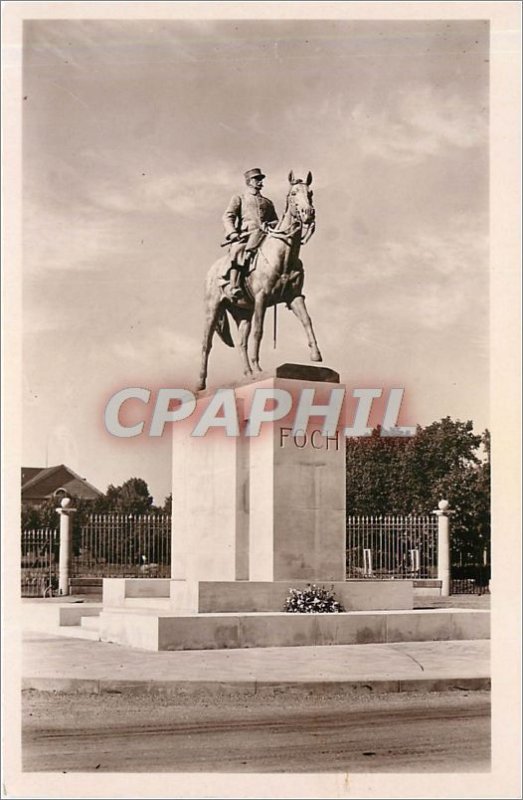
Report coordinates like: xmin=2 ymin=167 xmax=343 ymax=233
xmin=57 ymin=498 xmax=76 ymax=596
xmin=433 ymin=499 xmax=452 ymax=597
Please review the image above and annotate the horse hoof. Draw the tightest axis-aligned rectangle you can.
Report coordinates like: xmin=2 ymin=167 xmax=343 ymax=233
xmin=310 ymin=350 xmax=322 ymax=363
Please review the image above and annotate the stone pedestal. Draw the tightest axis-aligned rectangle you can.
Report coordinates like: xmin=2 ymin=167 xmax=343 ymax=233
xmin=170 ymin=365 xmax=346 ymax=612
xmin=99 ymin=365 xmax=416 ymax=651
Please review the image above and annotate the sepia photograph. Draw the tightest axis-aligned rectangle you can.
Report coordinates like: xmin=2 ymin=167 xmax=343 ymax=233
xmin=2 ymin=2 xmax=521 ymax=798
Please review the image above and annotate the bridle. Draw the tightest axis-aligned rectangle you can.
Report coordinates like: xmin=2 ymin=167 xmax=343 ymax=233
xmin=264 ymin=180 xmax=316 ymax=246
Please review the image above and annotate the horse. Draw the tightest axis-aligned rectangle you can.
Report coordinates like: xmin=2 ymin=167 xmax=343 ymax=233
xmin=197 ymin=170 xmax=323 ymax=391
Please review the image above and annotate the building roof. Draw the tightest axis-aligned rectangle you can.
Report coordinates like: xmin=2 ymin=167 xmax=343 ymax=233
xmin=21 ymin=467 xmax=45 ymax=486
xmin=21 ymin=464 xmax=103 ymax=501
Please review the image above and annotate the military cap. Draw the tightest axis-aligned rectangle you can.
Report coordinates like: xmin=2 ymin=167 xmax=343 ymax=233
xmin=244 ymin=168 xmax=266 ymax=181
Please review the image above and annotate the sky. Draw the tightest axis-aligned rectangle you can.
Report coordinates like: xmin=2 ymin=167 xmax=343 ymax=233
xmin=22 ymin=18 xmax=489 ymax=504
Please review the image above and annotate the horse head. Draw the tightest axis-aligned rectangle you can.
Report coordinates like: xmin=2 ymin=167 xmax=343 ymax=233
xmin=287 ymin=170 xmax=315 ymax=227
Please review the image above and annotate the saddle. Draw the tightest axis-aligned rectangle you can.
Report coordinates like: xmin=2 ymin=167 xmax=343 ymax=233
xmin=221 ymin=258 xmax=304 ymax=306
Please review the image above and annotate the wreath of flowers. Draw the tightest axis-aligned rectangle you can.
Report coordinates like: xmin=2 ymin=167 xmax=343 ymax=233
xmin=284 ymin=583 xmax=345 ymax=613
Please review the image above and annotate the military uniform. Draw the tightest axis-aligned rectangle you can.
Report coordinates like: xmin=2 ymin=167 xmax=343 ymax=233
xmin=221 ymin=168 xmax=278 ymax=299
xmin=222 ymin=189 xmax=278 ymax=261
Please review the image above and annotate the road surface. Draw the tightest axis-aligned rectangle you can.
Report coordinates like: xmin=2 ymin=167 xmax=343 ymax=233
xmin=23 ymin=688 xmax=490 ymax=773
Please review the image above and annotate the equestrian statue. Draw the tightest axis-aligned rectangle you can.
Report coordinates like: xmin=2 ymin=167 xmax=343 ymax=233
xmin=197 ymin=168 xmax=322 ymax=391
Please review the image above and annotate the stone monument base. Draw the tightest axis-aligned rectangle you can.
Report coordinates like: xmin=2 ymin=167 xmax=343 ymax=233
xmin=102 ymin=577 xmax=413 ymax=614
xmin=95 ymin=366 xmax=492 ymax=653
xmin=96 ymin=577 xmax=488 ymax=652
xmin=97 ymin=585 xmax=488 ymax=653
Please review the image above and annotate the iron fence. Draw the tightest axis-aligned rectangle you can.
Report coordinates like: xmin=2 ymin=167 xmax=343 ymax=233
xmin=21 ymin=528 xmax=59 ymax=596
xmin=346 ymin=514 xmax=438 ymax=579
xmin=23 ymin=512 xmax=488 ymax=594
xmin=72 ymin=514 xmax=171 ymax=578
xmin=451 ymin=564 xmax=490 ymax=594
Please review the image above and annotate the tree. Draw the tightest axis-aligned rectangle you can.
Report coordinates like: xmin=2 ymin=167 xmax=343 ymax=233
xmin=346 ymin=418 xmax=490 ymax=567
xmin=433 ymin=429 xmax=490 ymax=566
xmin=22 ymin=496 xmax=92 ymax=531
xmin=345 ymin=429 xmax=409 ymax=515
xmin=96 ymin=478 xmax=154 ymax=515
xmin=22 ymin=502 xmax=49 ymax=531
xmin=401 ymin=418 xmax=482 ymax=513
xmin=163 ymin=494 xmax=172 ymax=514
xmin=22 ymin=478 xmax=158 ymax=519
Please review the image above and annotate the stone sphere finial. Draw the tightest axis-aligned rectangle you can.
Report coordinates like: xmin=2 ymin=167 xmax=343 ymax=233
xmin=60 ymin=497 xmax=72 ymax=509
xmin=438 ymin=499 xmax=449 ymax=511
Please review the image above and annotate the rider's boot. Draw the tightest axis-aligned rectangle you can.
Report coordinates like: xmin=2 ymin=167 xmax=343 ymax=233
xmin=228 ymin=267 xmax=242 ymax=301
xmin=245 ymin=248 xmax=255 ymax=269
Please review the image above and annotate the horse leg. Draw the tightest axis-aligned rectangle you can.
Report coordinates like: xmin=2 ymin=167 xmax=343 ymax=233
xmin=234 ymin=313 xmax=253 ymax=377
xmin=196 ymin=297 xmax=222 ymax=391
xmin=289 ymin=295 xmax=323 ymax=362
xmin=250 ymin=294 xmax=267 ymax=372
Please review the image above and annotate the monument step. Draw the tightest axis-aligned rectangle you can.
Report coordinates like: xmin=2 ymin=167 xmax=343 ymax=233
xmin=170 ymin=579 xmax=413 ymax=614
xmin=80 ymin=615 xmax=101 ymax=632
xmin=21 ymin=601 xmax=102 ymax=632
xmin=121 ymin=598 xmax=173 ymax=610
xmin=98 ymin=608 xmax=490 ymax=652
xmin=102 ymin=578 xmax=171 ymax=607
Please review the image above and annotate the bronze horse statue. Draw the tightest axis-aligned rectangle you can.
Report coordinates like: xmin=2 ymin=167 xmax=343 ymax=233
xmin=197 ymin=171 xmax=322 ymax=391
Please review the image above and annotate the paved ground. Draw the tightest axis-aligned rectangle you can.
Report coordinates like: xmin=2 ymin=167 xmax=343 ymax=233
xmin=22 ymin=688 xmax=491 ymax=773
xmin=21 ymin=595 xmax=491 ymax=774
xmin=23 ymin=632 xmax=490 ymax=695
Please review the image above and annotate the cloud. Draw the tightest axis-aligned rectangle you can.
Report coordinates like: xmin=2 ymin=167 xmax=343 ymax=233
xmin=349 ymin=85 xmax=487 ymax=165
xmin=23 ymin=150 xmax=237 ymax=281
xmin=333 ymin=212 xmax=487 ymax=288
xmin=23 ymin=149 xmax=142 ymax=276
xmin=84 ymin=158 xmax=239 ymax=218
xmin=24 ymin=201 xmax=128 ymax=275
xmin=109 ymin=326 xmax=200 ymax=371
xmin=317 ymin=213 xmax=488 ymax=338
xmin=48 ymin=423 xmax=80 ymax=470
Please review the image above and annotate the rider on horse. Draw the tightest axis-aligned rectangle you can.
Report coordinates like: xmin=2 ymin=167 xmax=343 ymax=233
xmin=198 ymin=170 xmax=320 ymax=391
xmin=222 ymin=168 xmax=278 ymax=300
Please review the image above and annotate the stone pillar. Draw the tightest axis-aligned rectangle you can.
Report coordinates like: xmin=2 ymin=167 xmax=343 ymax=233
xmin=241 ymin=375 xmax=346 ymax=582
xmin=434 ymin=499 xmax=452 ymax=597
xmin=57 ymin=497 xmax=76 ymax=596
xmin=171 ymin=396 xmax=248 ymax=583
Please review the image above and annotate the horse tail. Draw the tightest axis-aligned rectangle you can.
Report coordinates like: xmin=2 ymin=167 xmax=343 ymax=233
xmin=216 ymin=308 xmax=234 ymax=348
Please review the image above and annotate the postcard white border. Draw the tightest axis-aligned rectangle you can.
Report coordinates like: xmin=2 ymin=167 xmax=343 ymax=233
xmin=2 ymin=2 xmax=521 ymax=798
